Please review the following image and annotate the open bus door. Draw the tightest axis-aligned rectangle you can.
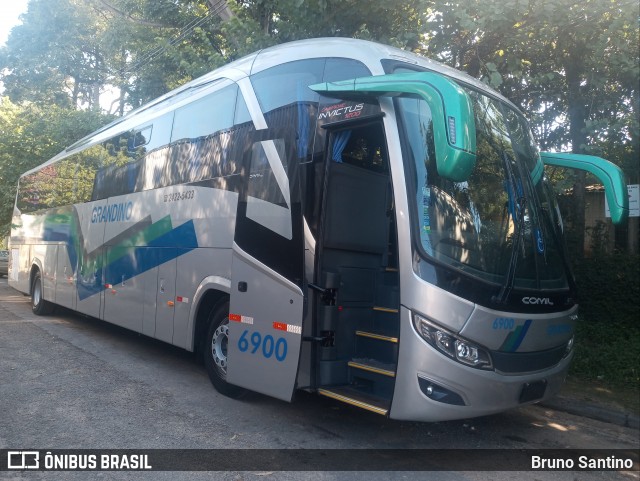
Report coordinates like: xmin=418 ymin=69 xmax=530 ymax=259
xmin=226 ymin=134 xmax=306 ymax=402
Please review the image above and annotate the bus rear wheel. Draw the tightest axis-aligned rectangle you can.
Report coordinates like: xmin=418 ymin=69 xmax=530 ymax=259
xmin=31 ymin=271 xmax=53 ymax=315
xmin=204 ymin=301 xmax=247 ymax=399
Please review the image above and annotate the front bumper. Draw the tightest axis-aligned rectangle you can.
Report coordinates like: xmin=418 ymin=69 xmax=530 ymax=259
xmin=389 ymin=307 xmax=572 ymax=422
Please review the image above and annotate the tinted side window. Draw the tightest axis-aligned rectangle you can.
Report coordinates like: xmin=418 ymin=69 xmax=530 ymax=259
xmin=76 ymin=145 xmax=110 ymax=203
xmin=17 ymin=159 xmax=75 ymax=213
xmin=251 ymin=59 xmax=324 ymax=113
xmin=233 ymin=71 xmax=305 ymax=284
xmin=17 ymin=141 xmax=123 ymax=212
xmin=234 ymin=133 xmax=304 ymax=285
xmin=168 ymin=84 xmax=238 ymax=185
xmin=136 ymin=112 xmax=173 ymax=190
xmin=252 ymin=59 xmax=326 ymax=166
xmin=92 ymin=112 xmax=174 ymax=199
xmin=130 ymin=126 xmax=152 ymax=150
xmin=141 ymin=113 xmax=173 ymax=153
xmin=323 ymin=58 xmax=371 ymax=83
xmin=246 ymin=139 xmax=291 ymax=239
xmin=92 ymin=132 xmax=136 ymax=199
xmin=171 ymin=85 xmax=236 ymax=140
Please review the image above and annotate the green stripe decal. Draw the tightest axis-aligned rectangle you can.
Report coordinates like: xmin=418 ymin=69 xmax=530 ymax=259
xmin=38 ymin=207 xmax=199 ymax=300
xmin=499 ymin=319 xmax=532 ymax=352
xmin=101 ymin=216 xmax=173 ymax=270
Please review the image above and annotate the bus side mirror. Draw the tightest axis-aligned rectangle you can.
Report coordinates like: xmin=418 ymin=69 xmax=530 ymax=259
xmin=540 ymin=152 xmax=629 ymax=224
xmin=309 ymin=72 xmax=477 ymax=182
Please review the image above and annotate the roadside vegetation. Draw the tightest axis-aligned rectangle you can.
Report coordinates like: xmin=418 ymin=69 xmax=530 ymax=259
xmin=570 ymin=248 xmax=639 ymax=408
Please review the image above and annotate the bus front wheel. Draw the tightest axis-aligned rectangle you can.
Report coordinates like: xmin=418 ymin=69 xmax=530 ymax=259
xmin=204 ymin=301 xmax=247 ymax=399
xmin=31 ymin=271 xmax=53 ymax=315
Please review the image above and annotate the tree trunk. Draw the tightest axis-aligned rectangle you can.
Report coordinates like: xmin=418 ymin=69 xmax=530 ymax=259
xmin=92 ymin=83 xmax=101 ymax=111
xmin=72 ymin=79 xmax=80 ymax=109
xmin=118 ymin=88 xmax=126 ymax=117
xmin=564 ymin=47 xmax=588 ymax=259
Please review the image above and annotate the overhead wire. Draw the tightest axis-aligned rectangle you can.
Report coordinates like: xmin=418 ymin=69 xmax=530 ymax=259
xmin=112 ymin=0 xmax=228 ymax=78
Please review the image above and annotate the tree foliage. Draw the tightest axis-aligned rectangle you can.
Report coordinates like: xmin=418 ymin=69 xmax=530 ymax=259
xmin=0 ymin=99 xmax=111 ymax=238
xmin=0 ymin=0 xmax=227 ymax=111
xmin=1 ymin=0 xmax=431 ymax=112
xmin=423 ymin=0 xmax=639 ymax=253
xmin=0 ymin=0 xmax=637 ymax=251
xmin=0 ymin=0 xmax=112 ymax=109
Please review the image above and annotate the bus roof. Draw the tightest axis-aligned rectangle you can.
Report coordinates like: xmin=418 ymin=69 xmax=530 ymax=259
xmin=22 ymin=37 xmax=513 ymax=177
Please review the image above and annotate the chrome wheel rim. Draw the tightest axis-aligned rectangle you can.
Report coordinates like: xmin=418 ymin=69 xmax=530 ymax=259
xmin=211 ymin=320 xmax=229 ymax=379
xmin=33 ymin=279 xmax=41 ymax=307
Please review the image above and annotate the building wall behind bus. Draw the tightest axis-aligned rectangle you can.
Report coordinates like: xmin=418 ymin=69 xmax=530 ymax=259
xmin=560 ymin=187 xmax=638 ymax=256
xmin=583 ymin=187 xmax=638 ymax=255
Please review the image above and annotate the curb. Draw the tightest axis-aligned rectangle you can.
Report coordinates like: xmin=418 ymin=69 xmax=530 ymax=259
xmin=540 ymin=395 xmax=640 ymax=429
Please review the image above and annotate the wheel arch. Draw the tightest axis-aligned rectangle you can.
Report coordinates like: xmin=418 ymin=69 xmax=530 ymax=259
xmin=29 ymin=259 xmax=44 ymax=295
xmin=187 ymin=276 xmax=231 ymax=355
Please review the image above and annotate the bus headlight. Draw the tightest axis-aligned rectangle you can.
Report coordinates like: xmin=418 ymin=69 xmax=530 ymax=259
xmin=413 ymin=314 xmax=493 ymax=370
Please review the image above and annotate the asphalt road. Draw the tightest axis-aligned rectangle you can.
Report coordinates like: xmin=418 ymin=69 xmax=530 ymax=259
xmin=0 ymin=277 xmax=638 ymax=481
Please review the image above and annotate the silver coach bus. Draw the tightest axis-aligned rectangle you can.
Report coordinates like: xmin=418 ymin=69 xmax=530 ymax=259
xmin=9 ymin=38 xmax=628 ymax=421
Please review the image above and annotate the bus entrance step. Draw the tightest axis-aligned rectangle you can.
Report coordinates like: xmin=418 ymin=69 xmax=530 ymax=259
xmin=372 ymin=306 xmax=399 ymax=314
xmin=348 ymin=359 xmax=396 ymax=377
xmin=317 ymin=386 xmax=390 ymax=416
xmin=355 ymin=330 xmax=398 ymax=343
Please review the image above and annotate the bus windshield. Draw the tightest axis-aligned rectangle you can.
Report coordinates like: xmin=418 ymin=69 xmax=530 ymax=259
xmin=397 ymin=89 xmax=570 ymax=293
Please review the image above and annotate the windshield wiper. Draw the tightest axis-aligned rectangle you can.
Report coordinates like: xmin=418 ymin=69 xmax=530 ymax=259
xmin=494 ymin=196 xmax=526 ymax=304
xmin=493 ymin=154 xmax=526 ymax=305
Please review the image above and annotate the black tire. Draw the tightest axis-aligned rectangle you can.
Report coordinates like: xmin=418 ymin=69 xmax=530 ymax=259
xmin=203 ymin=301 xmax=248 ymax=399
xmin=31 ymin=271 xmax=53 ymax=315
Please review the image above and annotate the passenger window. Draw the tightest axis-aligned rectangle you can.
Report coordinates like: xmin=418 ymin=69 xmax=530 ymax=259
xmin=76 ymin=145 xmax=110 ymax=202
xmin=323 ymin=58 xmax=371 ymax=83
xmin=171 ymin=85 xmax=236 ymax=141
xmin=233 ymin=87 xmax=252 ymax=126
xmin=143 ymin=113 xmax=173 ymax=153
xmin=90 ymin=110 xmax=175 ymax=198
xmin=129 ymin=126 xmax=152 ymax=151
xmin=19 ymin=170 xmax=48 ymax=212
xmin=93 ymin=159 xmax=140 ymax=199
xmin=168 ymin=84 xmax=238 ymax=185
xmin=251 ymin=59 xmax=325 ymax=113
xmin=246 ymin=139 xmax=292 ymax=239
xmin=92 ymin=131 xmax=136 ymax=199
xmin=251 ymin=59 xmax=325 ymax=163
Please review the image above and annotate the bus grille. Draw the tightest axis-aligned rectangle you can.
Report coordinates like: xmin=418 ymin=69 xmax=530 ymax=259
xmin=490 ymin=343 xmax=568 ymax=374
